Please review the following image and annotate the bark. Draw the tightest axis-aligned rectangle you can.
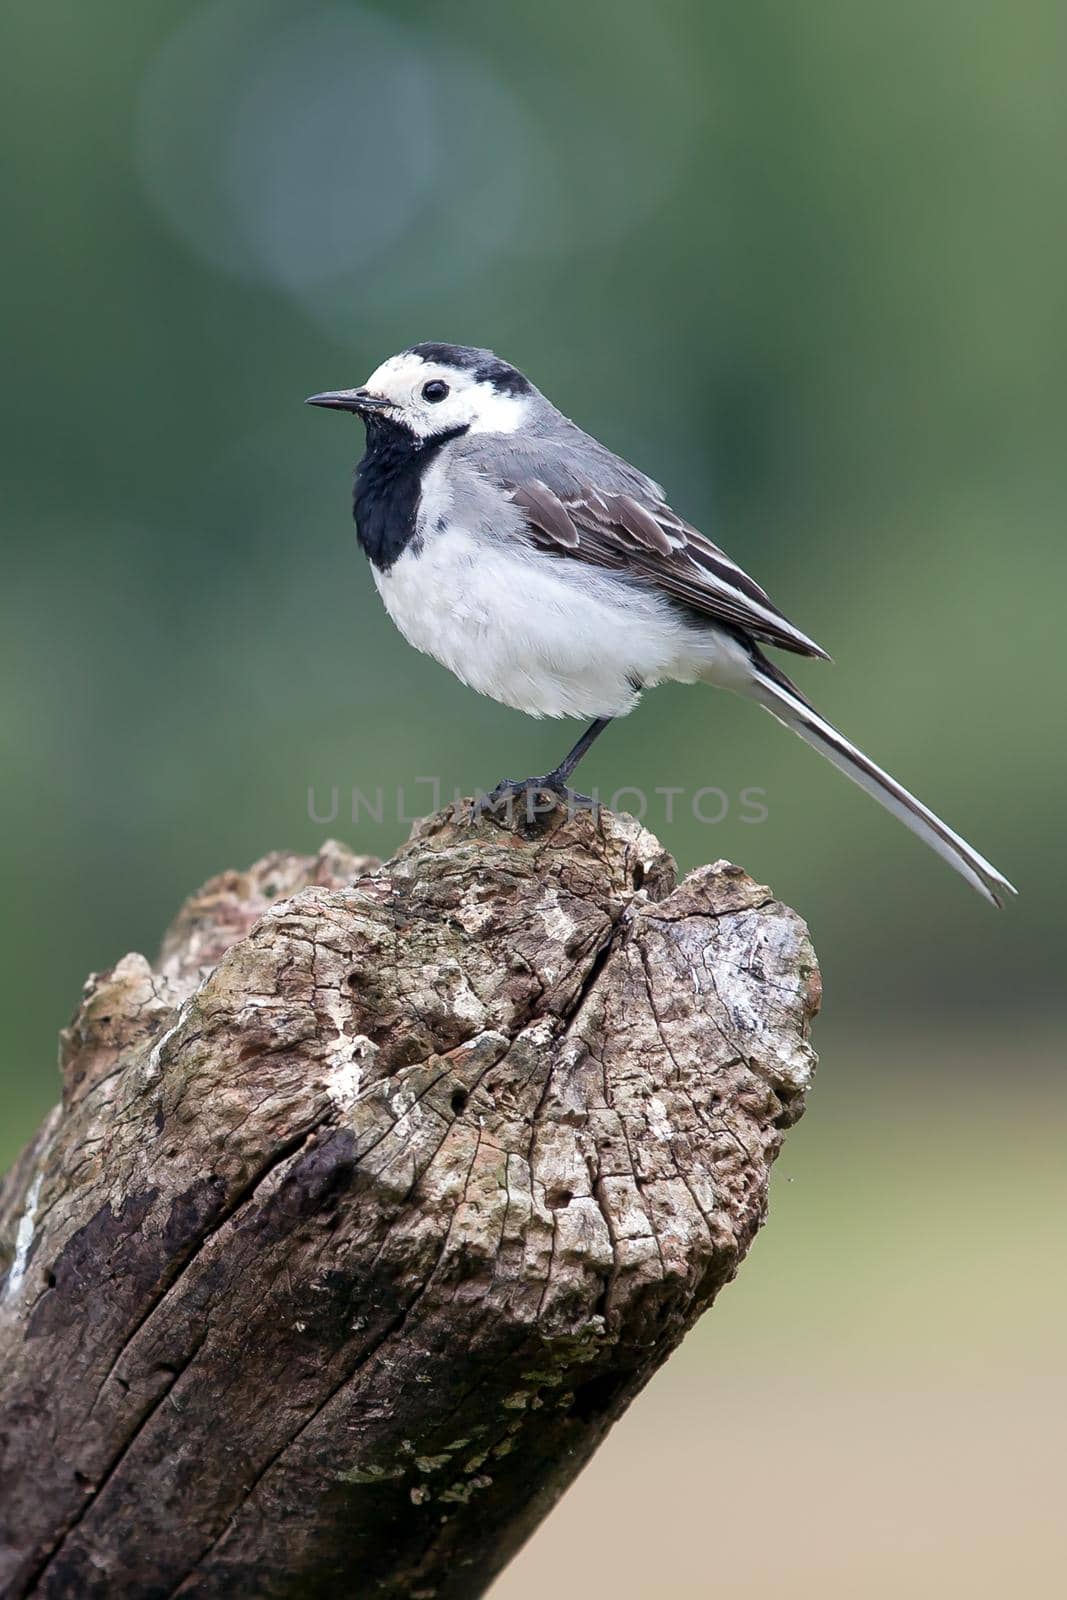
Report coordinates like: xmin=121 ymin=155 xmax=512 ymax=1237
xmin=0 ymin=800 xmax=820 ymax=1600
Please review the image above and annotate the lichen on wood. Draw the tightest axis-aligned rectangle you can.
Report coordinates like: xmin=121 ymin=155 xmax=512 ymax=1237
xmin=0 ymin=802 xmax=819 ymax=1600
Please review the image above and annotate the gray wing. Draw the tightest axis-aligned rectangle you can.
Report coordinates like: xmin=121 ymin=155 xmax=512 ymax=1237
xmin=456 ymin=426 xmax=830 ymax=661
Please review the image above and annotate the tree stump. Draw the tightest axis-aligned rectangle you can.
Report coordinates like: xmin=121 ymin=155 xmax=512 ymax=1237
xmin=0 ymin=801 xmax=820 ymax=1599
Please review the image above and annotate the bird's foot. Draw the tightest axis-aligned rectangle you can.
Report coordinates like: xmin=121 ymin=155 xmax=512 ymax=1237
xmin=477 ymin=774 xmax=597 ymax=822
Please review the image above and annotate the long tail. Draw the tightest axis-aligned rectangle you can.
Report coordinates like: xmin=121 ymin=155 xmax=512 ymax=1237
xmin=747 ymin=654 xmax=1017 ymax=908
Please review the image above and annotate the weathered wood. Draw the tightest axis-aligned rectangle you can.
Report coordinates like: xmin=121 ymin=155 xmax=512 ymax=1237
xmin=0 ymin=801 xmax=819 ymax=1599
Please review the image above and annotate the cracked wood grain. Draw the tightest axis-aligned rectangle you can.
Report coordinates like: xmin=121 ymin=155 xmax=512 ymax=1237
xmin=0 ymin=808 xmax=819 ymax=1600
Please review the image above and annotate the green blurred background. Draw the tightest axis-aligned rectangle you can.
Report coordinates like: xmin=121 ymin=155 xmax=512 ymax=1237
xmin=2 ymin=1 xmax=1063 ymax=1592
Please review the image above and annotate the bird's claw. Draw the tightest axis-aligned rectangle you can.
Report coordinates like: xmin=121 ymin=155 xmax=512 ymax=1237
xmin=478 ymin=774 xmax=596 ymax=820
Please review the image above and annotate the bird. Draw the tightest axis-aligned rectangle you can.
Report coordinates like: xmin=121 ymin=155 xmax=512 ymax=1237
xmin=307 ymin=342 xmax=1015 ymax=907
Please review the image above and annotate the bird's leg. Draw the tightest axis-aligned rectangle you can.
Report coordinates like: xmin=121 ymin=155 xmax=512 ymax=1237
xmin=545 ymin=716 xmax=613 ymax=788
xmin=484 ymin=718 xmax=613 ymax=817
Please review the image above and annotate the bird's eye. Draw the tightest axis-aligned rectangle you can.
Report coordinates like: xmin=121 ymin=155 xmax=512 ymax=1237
xmin=422 ymin=379 xmax=449 ymax=403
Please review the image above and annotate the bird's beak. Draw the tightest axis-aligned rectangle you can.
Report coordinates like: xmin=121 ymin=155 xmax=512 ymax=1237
xmin=305 ymin=388 xmax=391 ymax=414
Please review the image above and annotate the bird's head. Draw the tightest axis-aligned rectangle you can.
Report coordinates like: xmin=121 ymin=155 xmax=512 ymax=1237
xmin=307 ymin=342 xmax=535 ymax=442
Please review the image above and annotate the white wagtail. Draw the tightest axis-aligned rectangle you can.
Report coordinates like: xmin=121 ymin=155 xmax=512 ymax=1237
xmin=308 ymin=342 xmax=1015 ymax=907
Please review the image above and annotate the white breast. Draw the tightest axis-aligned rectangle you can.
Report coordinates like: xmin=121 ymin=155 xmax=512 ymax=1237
xmin=371 ymin=521 xmax=752 ymax=720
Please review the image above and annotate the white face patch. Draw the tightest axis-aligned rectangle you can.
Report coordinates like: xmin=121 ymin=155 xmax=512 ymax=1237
xmin=361 ymin=351 xmax=530 ymax=439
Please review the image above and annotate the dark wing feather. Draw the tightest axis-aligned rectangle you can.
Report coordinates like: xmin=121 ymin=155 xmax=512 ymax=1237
xmin=508 ymin=479 xmax=579 ymax=548
xmin=502 ymin=471 xmax=829 ymax=661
